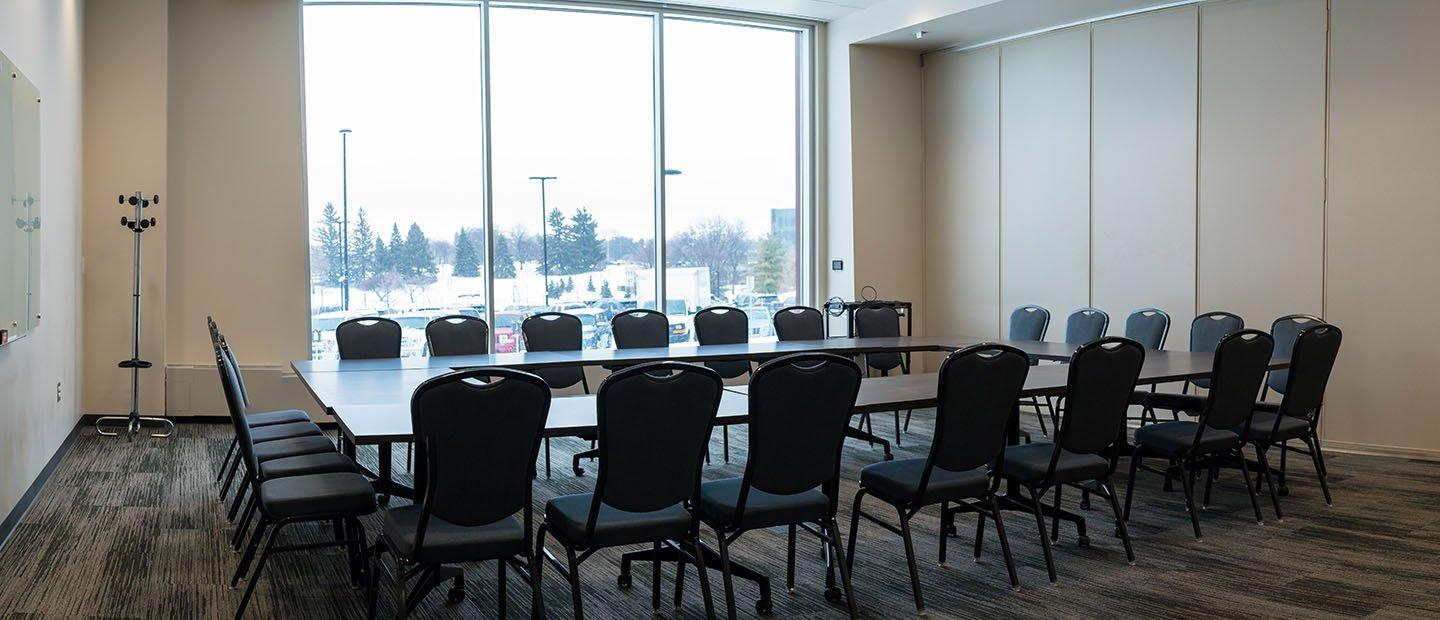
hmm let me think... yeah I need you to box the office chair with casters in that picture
[336,316,402,359]
[425,314,489,356]
[694,306,752,462]
[535,362,722,620]
[371,367,550,618]
[1125,330,1274,539]
[573,308,674,475]
[772,305,825,341]
[847,344,1030,613]
[999,337,1143,583]
[1008,305,1051,438]
[1242,323,1341,519]
[1132,311,1246,425]
[854,303,913,441]
[523,312,594,478]
[216,346,376,618]
[696,353,863,619]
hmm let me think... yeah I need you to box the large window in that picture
[303,2,812,358]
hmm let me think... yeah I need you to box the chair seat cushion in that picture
[245,409,312,428]
[859,458,989,506]
[383,505,526,564]
[1133,421,1239,456]
[1132,391,1205,413]
[251,421,323,443]
[544,493,692,549]
[1000,443,1109,485]
[1242,412,1311,442]
[697,478,829,531]
[259,451,358,480]
[259,472,376,519]
[254,435,337,462]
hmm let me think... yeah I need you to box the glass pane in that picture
[490,7,657,351]
[302,4,485,359]
[663,19,801,342]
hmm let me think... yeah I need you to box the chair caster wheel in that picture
[756,597,773,614]
[617,573,632,589]
[447,587,465,604]
[1278,486,1289,497]
[824,587,843,603]
[1076,535,1091,548]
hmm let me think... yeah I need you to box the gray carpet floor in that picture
[1,411,1438,619]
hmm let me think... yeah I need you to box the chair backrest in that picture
[1275,324,1342,423]
[1187,311,1245,389]
[409,368,551,555]
[425,315,489,357]
[1063,307,1110,346]
[1053,337,1145,456]
[206,315,222,350]
[218,337,250,409]
[586,362,722,538]
[1198,330,1275,432]
[853,303,903,372]
[1267,314,1323,394]
[693,306,751,379]
[521,312,586,389]
[1007,305,1050,341]
[773,306,825,341]
[611,309,670,350]
[922,344,1031,499]
[336,317,402,360]
[215,345,260,476]
[1123,308,1171,350]
[732,353,861,521]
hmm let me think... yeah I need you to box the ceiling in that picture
[668,0,888,22]
[860,0,1189,50]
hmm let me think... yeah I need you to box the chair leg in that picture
[1203,461,1219,508]
[651,541,663,613]
[722,426,730,463]
[231,516,268,587]
[1278,439,1289,492]
[219,451,242,501]
[1027,488,1057,583]
[1098,477,1135,564]
[235,520,288,618]
[689,534,716,619]
[902,409,913,433]
[565,544,585,620]
[532,525,547,620]
[231,494,258,550]
[1050,486,1062,543]
[845,491,864,576]
[228,473,252,521]
[825,519,858,619]
[971,501,985,561]
[986,494,1020,589]
[711,525,737,620]
[1123,454,1141,522]
[544,439,552,479]
[1236,448,1265,524]
[499,555,509,618]
[893,410,901,446]
[786,524,798,593]
[896,509,924,614]
[218,437,238,482]
[1178,460,1203,540]
[1254,444,1283,521]
[1306,435,1333,506]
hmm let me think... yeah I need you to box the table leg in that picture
[843,424,894,461]
[367,442,415,503]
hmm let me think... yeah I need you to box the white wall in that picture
[0,0,83,521]
[919,0,1440,456]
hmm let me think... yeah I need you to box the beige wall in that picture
[918,0,1440,456]
[0,0,83,520]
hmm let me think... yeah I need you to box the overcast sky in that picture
[302,3,799,246]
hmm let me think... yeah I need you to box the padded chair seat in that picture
[1131,391,1205,413]
[544,493,692,548]
[697,478,829,530]
[1190,377,1213,390]
[859,458,989,506]
[254,435,337,462]
[1133,421,1239,456]
[1242,412,1311,442]
[383,505,526,564]
[1000,443,1109,485]
[259,472,376,519]
[259,451,359,480]
[245,409,312,428]
[251,421,324,443]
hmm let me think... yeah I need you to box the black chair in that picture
[697,353,862,618]
[847,344,1029,613]
[216,344,377,617]
[1124,330,1274,539]
[425,314,489,356]
[772,305,825,341]
[522,312,593,478]
[1000,337,1142,582]
[1263,314,1324,401]
[854,303,912,441]
[1044,307,1112,425]
[1008,305,1051,438]
[693,306,752,462]
[336,316,403,359]
[536,362,723,619]
[574,309,674,475]
[1123,308,1170,350]
[1132,311,1246,424]
[372,367,551,618]
[1243,323,1341,519]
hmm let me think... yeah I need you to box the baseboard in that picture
[0,416,84,551]
[1323,439,1440,462]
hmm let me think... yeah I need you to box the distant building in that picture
[770,208,796,247]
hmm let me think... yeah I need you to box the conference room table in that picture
[292,334,1286,605]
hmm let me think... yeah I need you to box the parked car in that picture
[590,298,636,322]
[745,306,775,340]
[493,311,525,352]
[642,299,694,343]
[310,310,362,358]
[387,310,447,356]
[570,307,614,349]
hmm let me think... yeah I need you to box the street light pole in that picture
[339,128,352,311]
[529,175,557,306]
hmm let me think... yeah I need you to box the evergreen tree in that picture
[452,227,481,277]
[493,234,517,278]
[312,202,344,287]
[349,207,375,282]
[403,222,438,281]
[567,208,606,273]
[565,276,575,293]
[586,276,595,293]
[384,223,404,275]
[751,232,787,294]
[545,207,568,275]
[599,280,613,298]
